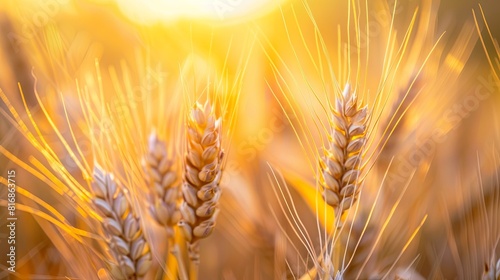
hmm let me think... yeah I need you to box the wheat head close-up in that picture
[1,0,500,279]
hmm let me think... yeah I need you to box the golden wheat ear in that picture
[143,131,181,237]
[179,101,224,263]
[91,164,152,280]
[320,84,369,219]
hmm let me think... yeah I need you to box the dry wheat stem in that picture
[143,132,181,238]
[179,101,224,265]
[91,165,152,280]
[320,83,369,220]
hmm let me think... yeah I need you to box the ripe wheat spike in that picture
[91,165,152,280]
[179,101,224,264]
[143,131,181,237]
[320,84,369,219]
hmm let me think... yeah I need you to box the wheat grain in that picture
[179,101,224,263]
[143,132,181,237]
[483,258,500,280]
[320,84,369,217]
[91,165,152,280]
[371,267,425,280]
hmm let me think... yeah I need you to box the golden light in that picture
[113,0,289,24]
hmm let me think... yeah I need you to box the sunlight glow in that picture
[114,0,288,24]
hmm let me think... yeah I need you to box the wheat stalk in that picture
[143,132,181,237]
[320,83,369,219]
[91,165,152,280]
[179,101,223,265]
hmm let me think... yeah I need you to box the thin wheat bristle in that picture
[343,217,377,279]
[143,132,181,237]
[91,165,152,280]
[320,84,369,217]
[179,101,224,262]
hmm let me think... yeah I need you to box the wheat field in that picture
[0,0,499,279]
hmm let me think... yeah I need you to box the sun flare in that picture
[112,0,288,24]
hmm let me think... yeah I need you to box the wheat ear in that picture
[320,83,369,219]
[179,101,223,264]
[91,165,152,280]
[143,132,181,237]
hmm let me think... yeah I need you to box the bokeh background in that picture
[1,0,500,279]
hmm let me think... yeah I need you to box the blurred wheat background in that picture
[0,0,499,279]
